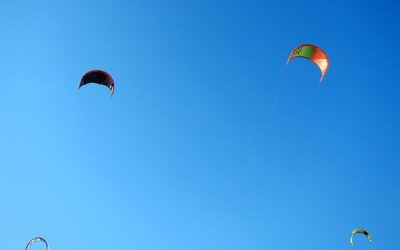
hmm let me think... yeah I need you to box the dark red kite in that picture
[79,70,115,96]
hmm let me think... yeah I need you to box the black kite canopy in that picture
[78,70,115,96]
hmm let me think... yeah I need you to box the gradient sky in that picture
[0,0,399,250]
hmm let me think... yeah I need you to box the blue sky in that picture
[0,0,399,249]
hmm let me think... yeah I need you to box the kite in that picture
[286,44,329,81]
[25,237,49,250]
[79,70,115,96]
[350,228,372,246]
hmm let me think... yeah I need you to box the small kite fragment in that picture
[79,70,115,96]
[25,237,49,250]
[350,228,372,246]
[286,44,329,81]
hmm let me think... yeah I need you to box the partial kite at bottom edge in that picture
[350,228,372,246]
[25,237,49,250]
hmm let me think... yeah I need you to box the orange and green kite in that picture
[286,44,329,81]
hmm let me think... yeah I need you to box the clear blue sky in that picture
[0,0,399,249]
